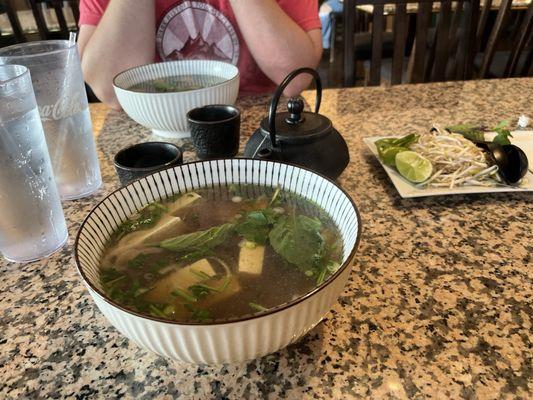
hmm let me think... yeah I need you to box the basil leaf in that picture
[374,133,418,150]
[393,133,419,148]
[160,223,233,252]
[446,124,485,142]
[492,120,512,145]
[180,249,214,265]
[493,134,512,145]
[235,209,278,244]
[269,215,325,271]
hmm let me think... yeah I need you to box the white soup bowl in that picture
[75,159,361,364]
[113,60,239,139]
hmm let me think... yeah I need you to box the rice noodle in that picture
[412,125,501,188]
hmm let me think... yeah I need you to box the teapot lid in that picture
[259,96,332,144]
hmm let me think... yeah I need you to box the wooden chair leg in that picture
[343,0,356,87]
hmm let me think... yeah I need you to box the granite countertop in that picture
[1,78,532,399]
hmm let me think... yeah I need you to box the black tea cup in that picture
[187,105,240,159]
[114,142,183,186]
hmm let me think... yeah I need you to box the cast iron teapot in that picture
[243,68,349,180]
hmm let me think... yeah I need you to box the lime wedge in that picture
[395,151,433,183]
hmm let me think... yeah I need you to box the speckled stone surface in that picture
[1,78,532,399]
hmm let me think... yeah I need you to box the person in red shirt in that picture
[78,0,323,109]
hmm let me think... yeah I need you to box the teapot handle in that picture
[268,68,322,147]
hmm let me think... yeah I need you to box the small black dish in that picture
[187,104,240,160]
[114,142,183,186]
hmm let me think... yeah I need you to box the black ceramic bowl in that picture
[114,142,183,186]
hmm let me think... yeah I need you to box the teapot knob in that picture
[268,68,322,147]
[286,96,305,125]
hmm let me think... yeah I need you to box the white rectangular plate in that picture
[363,131,533,198]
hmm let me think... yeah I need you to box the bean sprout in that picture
[411,125,501,188]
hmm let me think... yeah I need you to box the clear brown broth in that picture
[99,185,343,323]
[129,74,226,93]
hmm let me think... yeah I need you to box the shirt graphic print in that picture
[156,1,240,65]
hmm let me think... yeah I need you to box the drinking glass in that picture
[0,65,68,263]
[0,40,102,200]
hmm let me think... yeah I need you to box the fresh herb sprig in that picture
[492,120,513,145]
[447,121,513,145]
[101,268,156,312]
[269,214,325,273]
[446,124,485,142]
[235,209,279,244]
[160,223,234,252]
[114,202,167,240]
[171,278,229,303]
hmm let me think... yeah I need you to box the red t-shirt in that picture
[79,0,320,94]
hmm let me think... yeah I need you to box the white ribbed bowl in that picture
[75,160,361,364]
[113,60,239,139]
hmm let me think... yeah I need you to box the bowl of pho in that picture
[75,159,361,364]
[113,60,239,139]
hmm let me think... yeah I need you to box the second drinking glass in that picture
[0,65,68,262]
[0,40,102,200]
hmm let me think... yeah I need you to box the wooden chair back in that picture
[479,0,532,77]
[475,0,493,50]
[478,0,512,76]
[343,0,480,86]
[28,0,78,40]
[2,0,26,44]
[506,2,532,76]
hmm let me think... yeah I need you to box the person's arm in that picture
[78,1,156,109]
[229,0,322,96]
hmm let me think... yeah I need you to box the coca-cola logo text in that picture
[38,97,83,121]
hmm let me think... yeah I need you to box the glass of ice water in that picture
[0,40,102,200]
[0,65,68,263]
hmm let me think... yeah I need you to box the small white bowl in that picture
[75,159,361,364]
[113,60,239,139]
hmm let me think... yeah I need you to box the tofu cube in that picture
[145,259,216,303]
[168,192,201,215]
[238,244,265,275]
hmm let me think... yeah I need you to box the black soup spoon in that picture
[475,142,529,184]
